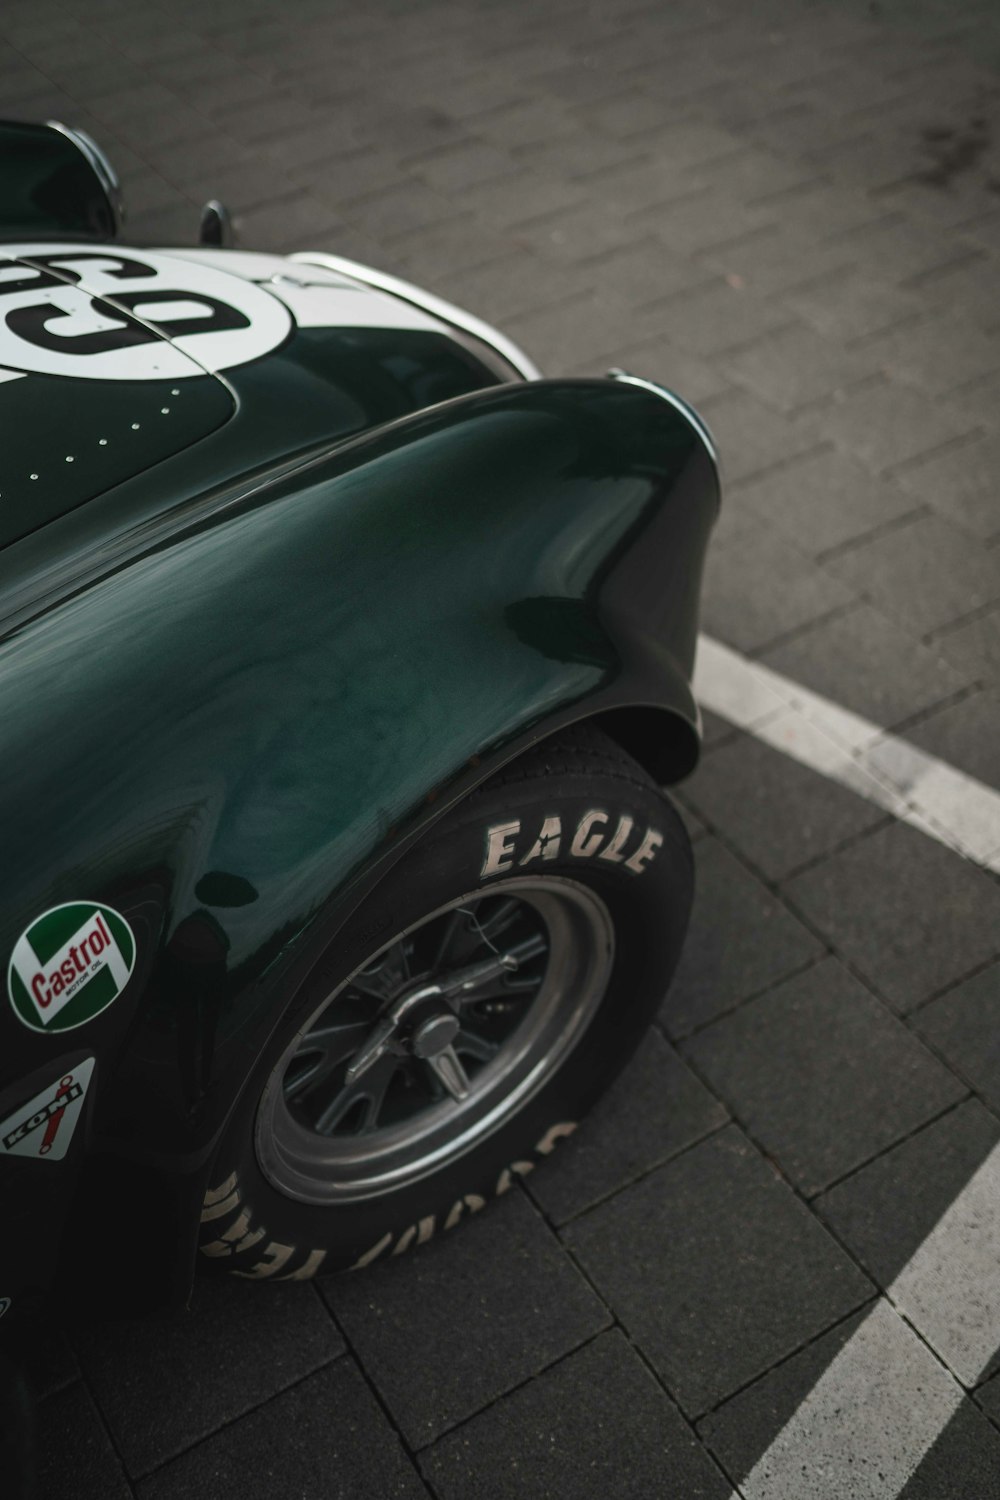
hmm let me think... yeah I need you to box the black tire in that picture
[199,724,692,1279]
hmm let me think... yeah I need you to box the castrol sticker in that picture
[0,1057,95,1162]
[8,903,136,1033]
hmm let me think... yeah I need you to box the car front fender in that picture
[0,377,718,1309]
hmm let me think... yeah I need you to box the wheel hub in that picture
[410,1012,461,1059]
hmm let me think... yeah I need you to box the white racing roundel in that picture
[0,246,292,381]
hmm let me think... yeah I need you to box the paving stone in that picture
[625,119,743,167]
[595,156,715,217]
[601,337,732,402]
[696,387,822,483]
[933,604,1000,685]
[76,1278,344,1477]
[779,268,926,344]
[683,732,888,881]
[915,962,1000,1115]
[213,93,322,143]
[676,796,710,842]
[36,1382,132,1500]
[581,238,717,303]
[639,189,781,257]
[752,181,892,242]
[697,1305,873,1481]
[916,244,1000,320]
[905,686,1000,785]
[977,1372,1000,1427]
[643,279,794,358]
[663,836,824,1037]
[504,292,652,374]
[822,512,1000,635]
[685,957,965,1195]
[512,198,640,259]
[473,98,581,149]
[947,363,1000,435]
[824,215,985,286]
[699,706,741,751]
[412,141,518,194]
[323,1188,609,1448]
[701,522,856,653]
[719,322,879,412]
[731,447,920,557]
[800,379,978,472]
[708,501,759,555]
[895,430,1000,540]
[527,1028,728,1225]
[877,170,1000,231]
[120,199,205,247]
[817,1100,1000,1288]
[392,215,513,283]
[699,224,858,298]
[343,181,463,241]
[808,126,939,195]
[299,145,411,205]
[563,1127,872,1416]
[518,130,644,179]
[231,194,346,254]
[859,311,1000,398]
[898,1399,1000,1499]
[421,1330,731,1500]
[684,146,820,205]
[761,599,973,728]
[783,820,1000,1012]
[530,61,642,109]
[701,1304,1000,1497]
[443,252,593,325]
[436,170,591,243]
[136,1358,426,1500]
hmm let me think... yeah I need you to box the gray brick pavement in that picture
[5,0,1000,1494]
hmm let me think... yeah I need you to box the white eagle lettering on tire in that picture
[481,809,663,879]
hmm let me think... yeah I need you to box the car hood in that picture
[0,244,504,551]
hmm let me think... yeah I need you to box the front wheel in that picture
[200,724,693,1279]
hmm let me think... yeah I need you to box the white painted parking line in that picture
[695,635,1000,873]
[731,1141,1000,1500]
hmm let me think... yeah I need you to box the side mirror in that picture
[0,118,123,239]
[199,198,235,248]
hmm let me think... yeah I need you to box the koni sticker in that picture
[0,1057,95,1162]
[8,903,136,1033]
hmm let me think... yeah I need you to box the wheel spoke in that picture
[313,1054,401,1135]
[451,932,548,1005]
[433,908,473,968]
[350,941,411,1000]
[471,897,524,945]
[283,1020,371,1100]
[454,1028,500,1063]
[425,1045,471,1101]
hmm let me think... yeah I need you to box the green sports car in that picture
[0,119,718,1319]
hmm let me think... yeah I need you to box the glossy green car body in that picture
[0,130,718,1316]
